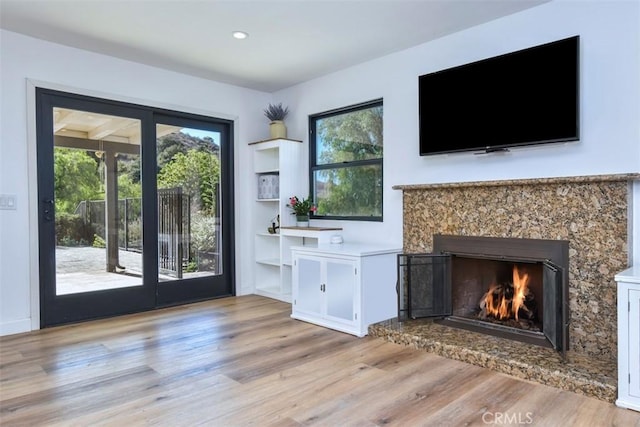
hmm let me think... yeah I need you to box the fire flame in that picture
[483,266,530,320]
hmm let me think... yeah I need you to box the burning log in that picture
[478,266,538,325]
[479,283,536,320]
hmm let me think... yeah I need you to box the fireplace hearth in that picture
[398,235,569,356]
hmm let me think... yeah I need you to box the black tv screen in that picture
[419,36,579,156]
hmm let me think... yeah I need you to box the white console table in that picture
[615,266,640,412]
[291,243,400,337]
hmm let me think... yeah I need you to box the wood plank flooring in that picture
[1,295,639,426]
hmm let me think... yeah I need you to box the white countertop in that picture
[615,266,640,283]
[291,242,402,257]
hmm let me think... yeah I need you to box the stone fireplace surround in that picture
[369,173,639,402]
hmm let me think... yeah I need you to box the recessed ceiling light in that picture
[232,31,248,40]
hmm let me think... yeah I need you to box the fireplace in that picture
[398,235,569,357]
[370,175,634,402]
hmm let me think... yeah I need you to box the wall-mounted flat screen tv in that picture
[419,36,579,156]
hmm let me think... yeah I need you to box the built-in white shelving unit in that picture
[251,138,342,303]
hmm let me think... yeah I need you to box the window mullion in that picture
[311,158,381,172]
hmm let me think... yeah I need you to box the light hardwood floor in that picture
[1,295,639,426]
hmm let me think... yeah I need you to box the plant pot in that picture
[296,215,309,227]
[269,120,287,139]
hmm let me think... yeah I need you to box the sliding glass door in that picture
[154,114,234,304]
[36,89,234,326]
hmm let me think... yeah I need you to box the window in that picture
[310,99,383,221]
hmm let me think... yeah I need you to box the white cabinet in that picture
[292,243,400,337]
[615,267,640,412]
[251,138,342,303]
[295,255,357,329]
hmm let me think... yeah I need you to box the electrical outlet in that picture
[0,194,17,210]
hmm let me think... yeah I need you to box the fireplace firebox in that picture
[397,235,569,357]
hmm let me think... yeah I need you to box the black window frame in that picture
[309,99,383,222]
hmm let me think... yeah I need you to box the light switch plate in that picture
[0,194,17,210]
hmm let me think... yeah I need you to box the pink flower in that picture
[287,195,315,216]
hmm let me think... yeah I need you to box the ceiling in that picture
[0,0,548,93]
[53,107,180,146]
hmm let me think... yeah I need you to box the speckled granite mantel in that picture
[370,173,639,402]
[391,173,640,191]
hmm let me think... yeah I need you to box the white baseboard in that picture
[616,399,640,413]
[0,318,32,336]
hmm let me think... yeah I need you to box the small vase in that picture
[269,120,287,139]
[296,215,309,227]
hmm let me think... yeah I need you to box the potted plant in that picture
[287,195,316,227]
[264,102,289,139]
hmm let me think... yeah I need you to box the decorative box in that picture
[257,173,279,199]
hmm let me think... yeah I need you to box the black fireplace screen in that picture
[397,253,451,321]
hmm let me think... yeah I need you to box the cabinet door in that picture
[325,259,356,324]
[295,256,322,316]
[630,289,640,398]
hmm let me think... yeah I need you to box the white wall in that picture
[634,182,640,266]
[274,0,640,250]
[2,0,639,335]
[0,30,271,335]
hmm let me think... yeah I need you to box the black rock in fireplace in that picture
[397,235,569,358]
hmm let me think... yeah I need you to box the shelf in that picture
[255,168,279,174]
[281,226,343,231]
[256,258,280,267]
[280,226,343,243]
[281,226,342,234]
[256,232,280,238]
[248,137,303,146]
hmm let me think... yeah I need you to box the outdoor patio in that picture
[56,246,143,295]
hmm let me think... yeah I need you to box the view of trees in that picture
[54,149,142,215]
[54,148,103,214]
[54,131,220,266]
[157,150,219,215]
[314,104,383,217]
[157,131,220,215]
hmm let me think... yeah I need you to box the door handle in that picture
[43,199,54,222]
